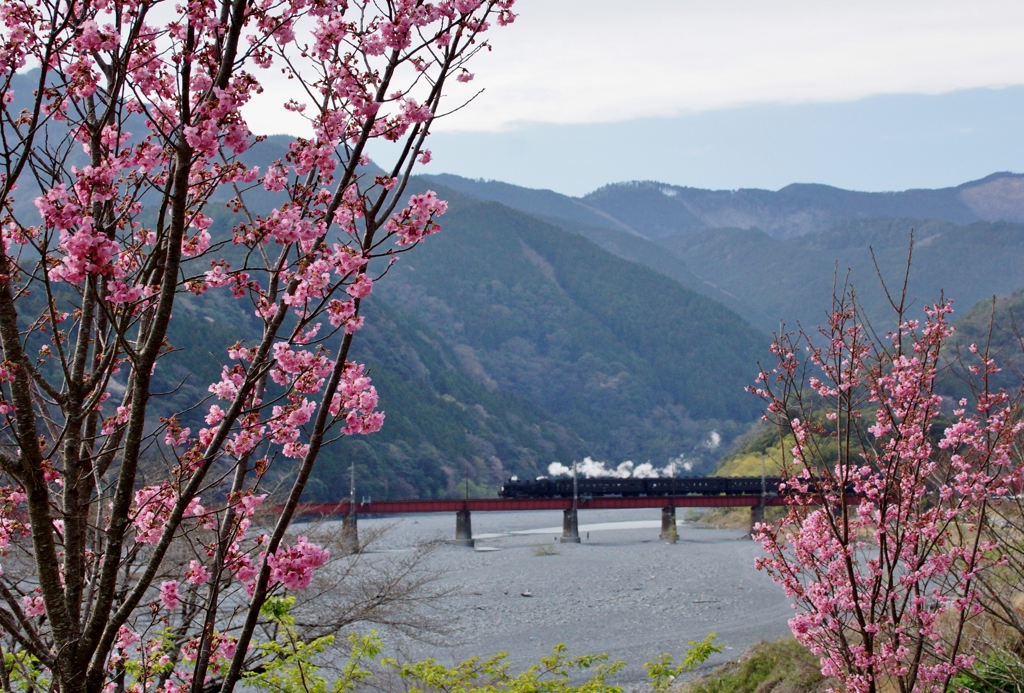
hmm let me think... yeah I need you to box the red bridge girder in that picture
[289,494,788,517]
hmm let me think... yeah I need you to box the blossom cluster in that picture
[752,300,1022,693]
[266,537,330,590]
[0,0,516,691]
[132,485,212,544]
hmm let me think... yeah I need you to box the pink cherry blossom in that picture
[266,537,330,590]
[159,580,181,610]
[184,561,211,586]
[22,593,45,617]
[0,0,517,689]
[752,295,1022,693]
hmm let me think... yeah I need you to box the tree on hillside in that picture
[0,1,514,692]
[752,279,1023,693]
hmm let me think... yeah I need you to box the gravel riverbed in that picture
[336,508,795,684]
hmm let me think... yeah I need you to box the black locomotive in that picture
[498,475,783,499]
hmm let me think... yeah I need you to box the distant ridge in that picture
[423,172,1024,334]
[426,171,1024,240]
[583,172,1024,239]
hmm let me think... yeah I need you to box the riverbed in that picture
[331,508,795,684]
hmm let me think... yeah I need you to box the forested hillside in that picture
[428,172,1024,334]
[657,218,1024,333]
[21,108,1022,499]
[376,200,767,473]
[64,179,770,500]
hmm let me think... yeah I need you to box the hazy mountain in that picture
[657,217,1024,334]
[583,173,1024,240]
[420,172,1024,335]
[428,170,1024,243]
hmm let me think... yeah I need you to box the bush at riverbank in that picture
[679,638,833,693]
[694,507,786,530]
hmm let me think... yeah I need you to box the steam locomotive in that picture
[498,476,783,499]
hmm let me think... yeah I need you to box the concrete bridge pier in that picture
[454,509,475,547]
[748,504,765,540]
[561,507,580,543]
[341,509,359,553]
[660,506,678,542]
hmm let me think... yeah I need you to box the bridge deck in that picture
[294,495,785,516]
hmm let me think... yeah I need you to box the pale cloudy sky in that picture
[433,0,1024,133]
[251,1,1024,196]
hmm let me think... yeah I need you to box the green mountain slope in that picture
[68,278,588,502]
[307,298,589,501]
[378,200,767,469]
[418,173,750,317]
[941,288,1024,402]
[657,218,1024,334]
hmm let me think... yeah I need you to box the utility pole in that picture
[749,455,766,540]
[761,455,766,513]
[342,463,358,553]
[573,462,578,510]
[561,461,581,543]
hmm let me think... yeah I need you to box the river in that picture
[327,507,795,685]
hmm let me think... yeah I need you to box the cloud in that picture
[422,0,1024,133]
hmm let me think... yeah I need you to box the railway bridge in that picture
[293,492,786,550]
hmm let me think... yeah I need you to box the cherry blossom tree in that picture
[752,280,1023,693]
[0,1,515,692]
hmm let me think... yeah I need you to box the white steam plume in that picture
[547,455,692,479]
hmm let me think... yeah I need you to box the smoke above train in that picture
[546,456,694,479]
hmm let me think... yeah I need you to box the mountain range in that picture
[425,172,1024,335]
[11,85,1024,498]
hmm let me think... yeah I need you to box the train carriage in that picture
[499,476,782,499]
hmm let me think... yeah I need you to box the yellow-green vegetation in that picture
[714,424,788,478]
[715,406,880,478]
[700,424,790,530]
[532,543,560,556]
[246,598,723,693]
[646,635,723,692]
[678,638,833,693]
[697,506,785,530]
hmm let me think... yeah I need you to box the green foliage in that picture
[390,644,624,693]
[645,634,723,693]
[246,599,724,693]
[4,649,52,693]
[261,596,298,625]
[247,597,380,693]
[953,650,1024,693]
[679,638,830,693]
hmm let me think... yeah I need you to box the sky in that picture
[259,0,1024,197]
